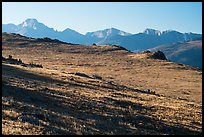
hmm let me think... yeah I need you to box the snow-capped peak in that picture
[143,28,161,36]
[86,28,132,38]
[25,18,38,24]
[21,18,39,30]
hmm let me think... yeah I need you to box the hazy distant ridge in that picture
[2,18,202,52]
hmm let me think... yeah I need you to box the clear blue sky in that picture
[2,2,202,34]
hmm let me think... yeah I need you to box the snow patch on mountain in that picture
[143,28,161,36]
[86,28,132,38]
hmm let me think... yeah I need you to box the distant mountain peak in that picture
[63,28,75,32]
[143,28,161,36]
[62,28,84,37]
[109,27,118,30]
[25,18,38,23]
[20,18,39,30]
[86,28,132,38]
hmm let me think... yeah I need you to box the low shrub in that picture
[29,62,43,68]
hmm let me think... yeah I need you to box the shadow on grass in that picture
[2,64,201,135]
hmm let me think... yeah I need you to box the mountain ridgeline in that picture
[2,18,202,68]
[3,19,202,51]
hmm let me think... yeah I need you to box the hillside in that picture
[148,40,202,69]
[2,33,202,135]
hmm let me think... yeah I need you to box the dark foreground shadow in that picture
[2,64,201,135]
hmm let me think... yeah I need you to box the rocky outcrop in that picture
[148,50,167,60]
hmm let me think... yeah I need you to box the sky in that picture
[2,2,202,35]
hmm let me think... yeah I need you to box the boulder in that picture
[149,50,167,60]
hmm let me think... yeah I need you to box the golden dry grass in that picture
[2,33,202,135]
